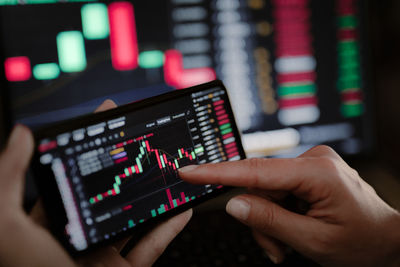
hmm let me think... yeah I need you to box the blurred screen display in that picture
[0,0,372,157]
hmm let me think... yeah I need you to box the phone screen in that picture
[33,81,245,252]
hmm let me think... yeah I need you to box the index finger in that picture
[179,158,332,203]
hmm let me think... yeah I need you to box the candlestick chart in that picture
[82,118,200,216]
[88,132,198,205]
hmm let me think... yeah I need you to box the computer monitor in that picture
[0,0,373,157]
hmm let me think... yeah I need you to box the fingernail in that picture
[226,197,250,221]
[178,165,198,173]
[265,251,279,264]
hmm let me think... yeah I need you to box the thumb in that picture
[0,125,34,204]
[226,194,321,251]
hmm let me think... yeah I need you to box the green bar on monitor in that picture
[278,84,316,97]
[158,205,166,214]
[25,0,57,4]
[160,154,166,168]
[57,31,87,73]
[139,51,164,69]
[219,123,231,131]
[151,210,157,218]
[113,183,120,194]
[194,146,204,154]
[136,158,143,173]
[33,63,60,80]
[338,15,357,28]
[0,0,18,6]
[221,128,232,135]
[341,103,363,118]
[81,3,109,40]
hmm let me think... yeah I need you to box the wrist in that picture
[385,210,400,267]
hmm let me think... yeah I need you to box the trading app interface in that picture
[36,86,243,251]
[1,0,371,156]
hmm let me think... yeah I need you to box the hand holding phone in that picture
[0,102,192,267]
[31,81,246,254]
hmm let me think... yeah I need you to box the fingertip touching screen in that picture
[34,82,245,252]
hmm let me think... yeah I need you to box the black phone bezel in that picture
[31,80,247,256]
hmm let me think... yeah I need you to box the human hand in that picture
[0,100,192,267]
[179,146,400,266]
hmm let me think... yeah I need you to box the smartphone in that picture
[31,80,246,255]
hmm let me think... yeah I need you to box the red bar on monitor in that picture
[227,152,239,158]
[163,49,182,88]
[163,154,168,165]
[145,140,150,152]
[123,205,132,211]
[180,67,216,88]
[4,56,31,82]
[274,8,310,21]
[341,90,362,102]
[213,100,224,106]
[180,192,186,204]
[277,72,316,84]
[38,140,57,153]
[224,142,236,149]
[218,119,230,125]
[279,96,318,108]
[274,22,310,33]
[338,29,357,40]
[164,49,216,89]
[115,157,128,164]
[226,147,238,155]
[155,150,163,169]
[108,2,138,71]
[217,114,228,121]
[222,133,234,139]
[166,189,174,209]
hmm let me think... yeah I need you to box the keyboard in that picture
[154,209,320,266]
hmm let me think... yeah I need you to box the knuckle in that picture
[308,232,336,259]
[365,182,377,194]
[253,202,278,234]
[244,158,266,187]
[315,156,339,174]
[348,166,360,179]
[246,158,265,170]
[313,145,336,155]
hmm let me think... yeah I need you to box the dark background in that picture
[369,1,400,172]
[0,1,400,266]
[2,0,399,171]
